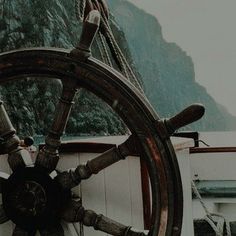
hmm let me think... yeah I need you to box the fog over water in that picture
[128,0,236,116]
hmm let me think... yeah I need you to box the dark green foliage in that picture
[0,0,128,137]
[67,90,127,135]
[0,78,62,136]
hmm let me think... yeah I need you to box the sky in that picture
[128,0,236,116]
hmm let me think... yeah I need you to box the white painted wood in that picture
[190,152,236,181]
[0,135,199,236]
[176,149,194,236]
[0,221,14,236]
[199,132,236,147]
[63,222,81,236]
[104,158,132,227]
[192,198,218,219]
[128,156,144,229]
[193,197,236,220]
[78,152,145,235]
[75,136,127,145]
[57,153,79,171]
[58,152,82,235]
[170,137,194,151]
[218,203,236,222]
[79,153,107,236]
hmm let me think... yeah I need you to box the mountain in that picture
[108,0,236,131]
[0,0,235,138]
[0,0,130,136]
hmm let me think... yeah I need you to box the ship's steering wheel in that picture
[0,10,204,236]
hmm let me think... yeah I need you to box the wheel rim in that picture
[0,48,183,236]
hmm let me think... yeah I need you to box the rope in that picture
[95,37,106,63]
[98,32,113,67]
[75,0,86,21]
[192,180,231,236]
[96,3,144,92]
[74,0,144,93]
[102,19,129,75]
[101,17,144,92]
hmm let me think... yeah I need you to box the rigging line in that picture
[192,180,232,236]
[101,15,136,75]
[97,8,130,77]
[103,30,123,71]
[108,27,143,92]
[79,0,137,86]
[101,18,130,80]
[75,0,144,93]
[99,31,113,67]
[95,36,107,63]
[102,17,144,93]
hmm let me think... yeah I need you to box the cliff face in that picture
[0,0,235,137]
[108,0,236,131]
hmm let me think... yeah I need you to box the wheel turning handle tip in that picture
[165,103,205,135]
[85,9,101,25]
[70,10,101,60]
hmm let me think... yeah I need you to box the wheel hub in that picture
[2,167,70,230]
[13,180,47,217]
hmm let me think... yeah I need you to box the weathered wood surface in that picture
[194,219,236,236]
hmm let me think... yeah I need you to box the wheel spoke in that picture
[39,224,64,236]
[61,200,146,236]
[12,226,36,236]
[55,135,138,189]
[35,80,78,172]
[0,204,8,224]
[8,148,34,171]
[0,101,30,171]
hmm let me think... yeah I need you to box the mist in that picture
[128,0,236,116]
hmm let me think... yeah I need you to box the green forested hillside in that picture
[109,0,236,131]
[0,0,235,138]
[0,0,132,137]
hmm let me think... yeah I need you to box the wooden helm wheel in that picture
[0,10,205,236]
[0,47,185,236]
